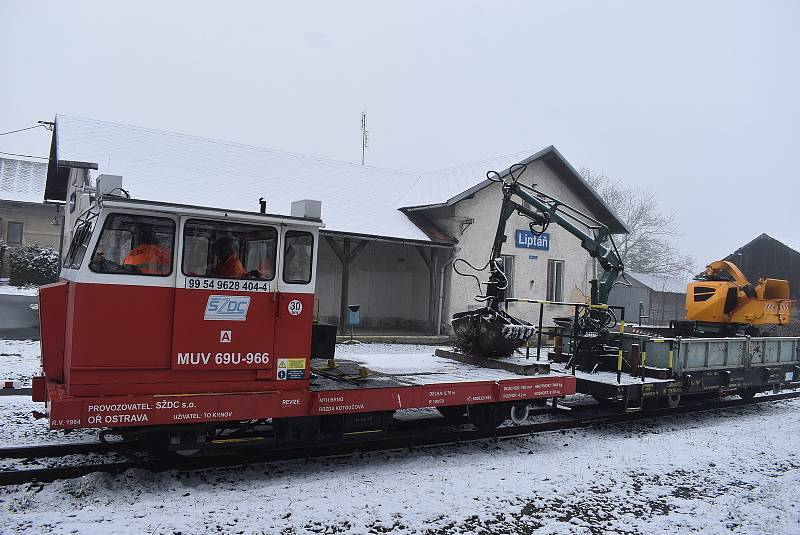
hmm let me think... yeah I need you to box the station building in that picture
[607,271,687,326]
[43,115,627,335]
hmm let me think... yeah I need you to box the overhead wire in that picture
[0,124,47,136]
[0,151,50,160]
[0,124,51,161]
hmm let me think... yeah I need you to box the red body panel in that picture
[67,282,174,372]
[55,281,314,396]
[171,288,275,371]
[273,292,315,385]
[32,376,47,402]
[38,281,68,382]
[46,375,576,429]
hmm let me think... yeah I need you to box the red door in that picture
[271,226,318,386]
[171,217,279,373]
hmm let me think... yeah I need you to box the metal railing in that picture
[503,298,627,382]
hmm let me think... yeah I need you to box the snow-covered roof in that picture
[0,157,48,203]
[627,271,688,294]
[45,115,627,241]
[396,149,540,209]
[397,145,628,234]
[48,115,432,242]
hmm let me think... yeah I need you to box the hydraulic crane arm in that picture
[484,166,625,306]
[451,164,625,358]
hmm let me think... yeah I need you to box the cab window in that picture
[283,231,314,284]
[64,220,95,269]
[182,219,277,280]
[89,214,175,276]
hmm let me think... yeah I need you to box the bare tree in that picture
[580,167,695,277]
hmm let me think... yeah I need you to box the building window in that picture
[7,222,23,245]
[501,254,515,298]
[547,259,564,302]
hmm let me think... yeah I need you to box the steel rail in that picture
[0,441,125,460]
[1,391,798,487]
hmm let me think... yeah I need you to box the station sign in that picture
[515,229,550,250]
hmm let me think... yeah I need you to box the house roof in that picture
[47,115,433,243]
[727,233,800,258]
[626,271,688,294]
[0,157,48,203]
[398,145,628,234]
[395,149,539,208]
[44,115,628,242]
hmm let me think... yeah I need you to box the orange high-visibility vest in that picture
[123,244,172,275]
[211,255,246,278]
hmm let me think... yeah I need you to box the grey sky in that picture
[2,1,798,266]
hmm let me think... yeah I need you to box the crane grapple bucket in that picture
[451,307,535,358]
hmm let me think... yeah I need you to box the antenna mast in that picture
[361,110,369,165]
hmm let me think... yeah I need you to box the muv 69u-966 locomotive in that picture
[32,175,576,453]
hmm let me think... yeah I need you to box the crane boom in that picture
[485,173,624,307]
[451,164,625,358]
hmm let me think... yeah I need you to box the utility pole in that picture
[361,110,369,165]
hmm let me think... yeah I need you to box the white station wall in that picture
[316,237,435,332]
[435,160,601,329]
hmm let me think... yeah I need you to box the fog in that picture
[2,1,798,264]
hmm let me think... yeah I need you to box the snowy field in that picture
[0,280,39,297]
[1,342,799,534]
[0,339,41,386]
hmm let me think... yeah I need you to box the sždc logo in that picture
[204,295,251,321]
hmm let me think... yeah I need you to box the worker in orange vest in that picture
[211,237,247,278]
[123,230,172,275]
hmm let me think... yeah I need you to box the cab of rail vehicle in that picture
[34,181,323,404]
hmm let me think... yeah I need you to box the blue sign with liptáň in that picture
[515,230,550,250]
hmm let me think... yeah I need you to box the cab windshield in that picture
[182,219,277,280]
[89,214,175,276]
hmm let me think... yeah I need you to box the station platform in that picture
[335,334,450,345]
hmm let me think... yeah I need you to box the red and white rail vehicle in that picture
[32,180,575,453]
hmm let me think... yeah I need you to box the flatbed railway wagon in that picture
[32,186,576,453]
[552,328,800,410]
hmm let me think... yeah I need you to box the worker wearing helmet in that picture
[122,229,172,275]
[210,236,247,278]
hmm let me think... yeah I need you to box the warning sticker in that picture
[277,358,306,380]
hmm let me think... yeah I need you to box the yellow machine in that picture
[685,260,792,334]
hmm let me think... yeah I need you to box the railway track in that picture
[1,390,798,486]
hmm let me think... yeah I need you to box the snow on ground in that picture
[0,396,98,448]
[335,343,442,357]
[2,341,799,533]
[0,339,40,385]
[0,280,39,297]
[1,397,799,534]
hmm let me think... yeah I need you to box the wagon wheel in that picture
[138,428,170,456]
[738,387,759,401]
[436,405,468,420]
[468,403,508,431]
[666,394,681,408]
